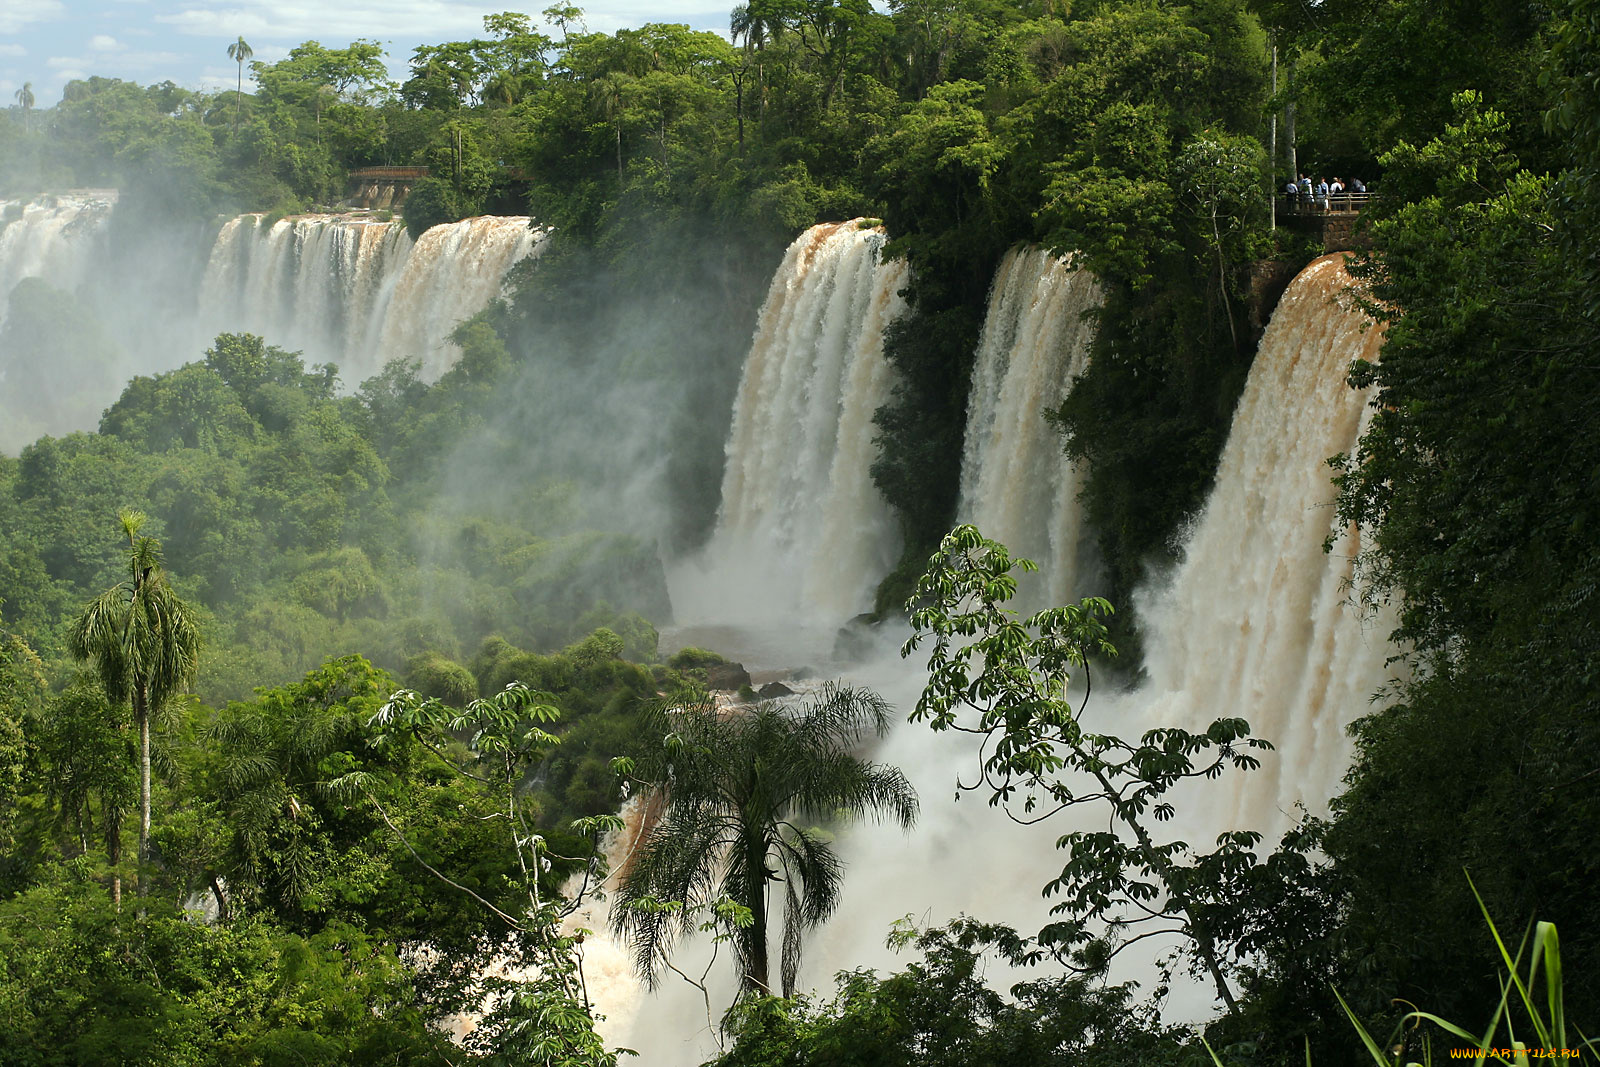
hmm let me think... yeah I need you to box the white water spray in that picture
[800,255,1402,1030]
[958,246,1101,606]
[671,220,908,629]
[198,213,545,383]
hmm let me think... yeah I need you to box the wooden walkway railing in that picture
[348,166,431,180]
[1282,190,1374,215]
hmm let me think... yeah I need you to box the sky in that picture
[0,0,732,103]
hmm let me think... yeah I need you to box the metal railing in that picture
[1282,190,1374,215]
[348,166,431,180]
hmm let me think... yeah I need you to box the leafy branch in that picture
[904,524,1277,1013]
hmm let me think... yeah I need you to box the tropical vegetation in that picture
[612,685,917,1001]
[0,0,1596,1058]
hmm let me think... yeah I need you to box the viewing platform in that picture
[346,166,430,210]
[1280,191,1374,252]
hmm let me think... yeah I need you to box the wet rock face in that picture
[756,681,794,701]
[705,662,752,691]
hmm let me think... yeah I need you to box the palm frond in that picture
[618,679,918,1000]
[612,804,730,989]
[773,824,842,925]
[781,870,804,997]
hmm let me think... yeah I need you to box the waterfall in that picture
[1136,253,1399,833]
[784,254,1402,1048]
[0,192,120,450]
[0,192,115,336]
[670,220,908,630]
[0,202,541,450]
[957,246,1101,606]
[198,213,545,384]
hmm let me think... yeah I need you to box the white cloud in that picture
[154,0,485,42]
[0,44,27,56]
[42,46,175,80]
[0,0,65,34]
[89,34,121,51]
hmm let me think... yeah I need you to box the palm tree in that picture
[13,82,34,133]
[69,511,201,903]
[226,36,253,136]
[587,72,630,185]
[613,685,917,999]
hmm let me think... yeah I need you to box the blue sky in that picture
[1,0,732,104]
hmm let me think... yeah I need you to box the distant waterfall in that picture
[672,221,907,630]
[0,192,115,334]
[198,213,545,383]
[1136,254,1399,829]
[0,193,120,450]
[958,246,1101,606]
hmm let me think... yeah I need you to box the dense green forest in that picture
[1,0,1597,1059]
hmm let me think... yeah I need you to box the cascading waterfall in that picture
[634,251,1402,1063]
[198,213,545,383]
[0,192,121,450]
[792,254,1402,1047]
[0,202,542,450]
[670,220,907,630]
[367,217,545,379]
[1135,253,1399,833]
[0,192,115,335]
[957,246,1101,606]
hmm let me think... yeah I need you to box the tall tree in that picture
[587,72,631,184]
[13,82,34,132]
[226,35,253,136]
[69,510,201,903]
[613,685,917,1000]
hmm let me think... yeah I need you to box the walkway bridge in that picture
[347,167,429,210]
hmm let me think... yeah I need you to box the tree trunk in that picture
[734,76,745,154]
[743,838,771,995]
[1212,206,1239,351]
[209,874,230,922]
[1286,61,1297,182]
[136,683,150,906]
[1270,39,1278,231]
[107,803,122,911]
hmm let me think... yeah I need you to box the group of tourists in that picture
[1283,173,1367,210]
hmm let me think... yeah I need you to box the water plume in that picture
[1134,253,1400,835]
[199,212,545,383]
[957,246,1101,606]
[0,192,115,330]
[670,221,907,629]
[744,254,1401,1057]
